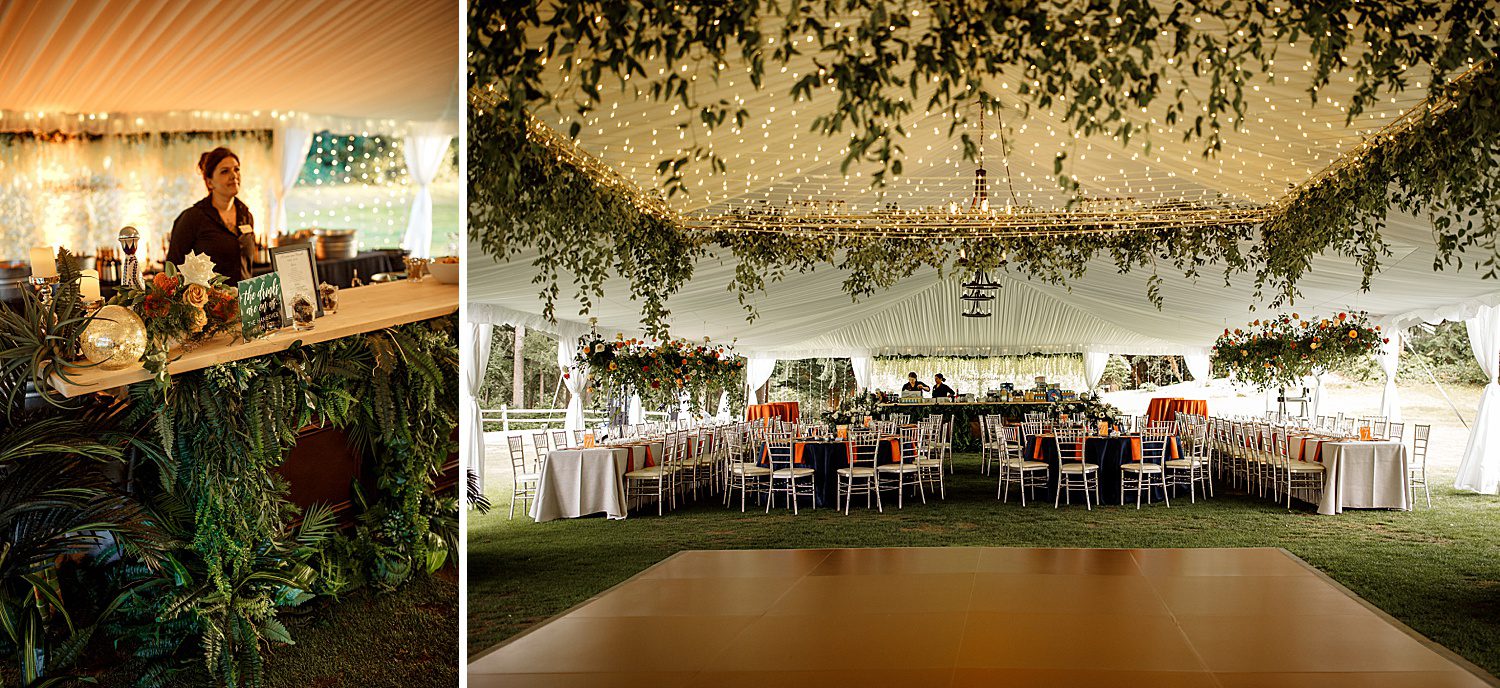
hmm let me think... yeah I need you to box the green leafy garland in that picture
[576,331,745,413]
[1212,310,1384,390]
[469,0,1499,332]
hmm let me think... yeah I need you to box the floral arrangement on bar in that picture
[575,331,745,413]
[1212,310,1385,390]
[109,251,239,385]
[1055,396,1125,426]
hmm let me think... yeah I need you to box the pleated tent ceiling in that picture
[0,0,458,133]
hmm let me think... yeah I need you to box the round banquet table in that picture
[1146,398,1208,422]
[746,402,800,423]
[757,437,900,507]
[1024,434,1179,505]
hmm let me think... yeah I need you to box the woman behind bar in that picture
[166,147,255,283]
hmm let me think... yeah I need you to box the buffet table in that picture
[875,401,1059,452]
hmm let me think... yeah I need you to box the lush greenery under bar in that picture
[1,272,458,687]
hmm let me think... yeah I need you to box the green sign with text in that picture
[238,272,284,340]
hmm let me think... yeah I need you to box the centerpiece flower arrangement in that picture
[1212,310,1384,390]
[575,331,745,414]
[109,251,239,386]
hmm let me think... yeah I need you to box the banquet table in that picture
[1025,434,1177,505]
[529,443,659,522]
[758,437,900,507]
[1146,398,1208,423]
[746,402,800,423]
[1315,441,1410,515]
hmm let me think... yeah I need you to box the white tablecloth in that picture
[1318,441,1410,515]
[530,447,632,522]
[529,443,662,522]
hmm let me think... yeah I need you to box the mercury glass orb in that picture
[80,305,147,370]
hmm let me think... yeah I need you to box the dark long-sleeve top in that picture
[166,195,255,283]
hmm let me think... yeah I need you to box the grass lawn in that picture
[468,452,1500,677]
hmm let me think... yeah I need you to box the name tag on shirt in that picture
[239,224,254,235]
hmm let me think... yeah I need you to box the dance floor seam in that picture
[469,547,1500,688]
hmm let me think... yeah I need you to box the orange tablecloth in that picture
[1147,398,1208,422]
[746,402,800,422]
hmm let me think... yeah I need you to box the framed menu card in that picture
[269,244,324,321]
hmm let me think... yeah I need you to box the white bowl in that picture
[428,259,459,284]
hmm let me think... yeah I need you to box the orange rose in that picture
[1348,330,1358,338]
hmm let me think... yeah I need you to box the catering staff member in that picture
[901,372,930,393]
[931,374,956,399]
[166,147,254,283]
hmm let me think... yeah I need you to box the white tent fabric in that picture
[463,322,493,489]
[1184,353,1212,386]
[264,126,313,243]
[1083,352,1109,393]
[850,356,874,391]
[1456,306,1500,494]
[744,358,778,405]
[1379,330,1403,424]
[627,393,643,425]
[556,338,587,433]
[0,1,458,132]
[401,132,452,258]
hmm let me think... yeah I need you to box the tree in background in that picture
[1401,321,1487,385]
[1099,355,1131,391]
[479,325,562,408]
[768,359,856,413]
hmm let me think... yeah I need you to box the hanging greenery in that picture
[1212,310,1384,390]
[469,0,1499,333]
[575,331,744,414]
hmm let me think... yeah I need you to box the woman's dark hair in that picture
[907,371,918,378]
[935,374,946,381]
[197,147,239,180]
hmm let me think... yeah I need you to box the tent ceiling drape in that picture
[0,0,458,134]
[469,203,1500,357]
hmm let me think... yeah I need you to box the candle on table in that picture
[80,269,100,300]
[29,246,57,278]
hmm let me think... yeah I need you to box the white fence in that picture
[479,405,670,432]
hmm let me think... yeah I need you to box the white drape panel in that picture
[463,322,493,490]
[264,126,312,244]
[1082,351,1109,392]
[716,391,731,420]
[744,357,778,405]
[1378,329,1403,424]
[628,393,643,424]
[1184,353,1211,385]
[400,133,452,258]
[1309,374,1326,419]
[556,338,587,433]
[1457,306,1500,493]
[850,356,874,390]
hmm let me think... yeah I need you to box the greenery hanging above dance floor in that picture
[468,0,1499,335]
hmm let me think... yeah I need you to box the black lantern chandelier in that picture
[959,107,1002,318]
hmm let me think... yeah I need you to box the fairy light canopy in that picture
[472,2,1500,356]
[518,12,1434,221]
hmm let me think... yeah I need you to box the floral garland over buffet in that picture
[1212,311,1385,390]
[575,332,745,414]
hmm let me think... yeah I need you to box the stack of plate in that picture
[315,229,359,260]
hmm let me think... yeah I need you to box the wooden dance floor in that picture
[469,547,1496,687]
